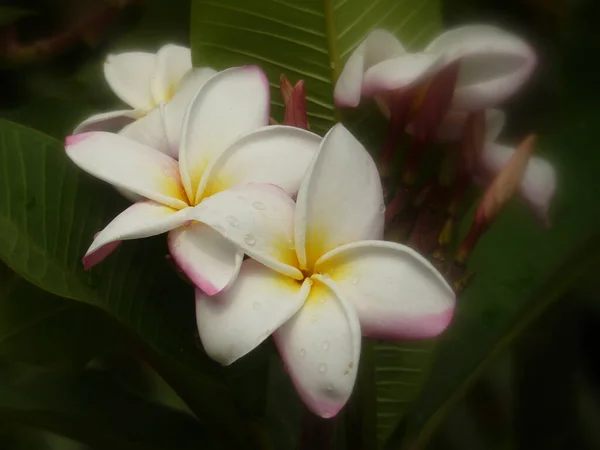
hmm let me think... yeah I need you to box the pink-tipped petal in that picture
[178,66,270,203]
[73,109,140,134]
[84,201,192,264]
[198,125,321,198]
[334,29,406,108]
[316,240,455,339]
[151,44,192,105]
[196,259,310,365]
[295,124,384,271]
[426,25,537,111]
[274,276,361,418]
[82,238,121,270]
[168,222,243,296]
[189,183,301,279]
[104,51,156,110]
[65,131,188,210]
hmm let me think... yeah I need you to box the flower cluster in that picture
[65,23,556,418]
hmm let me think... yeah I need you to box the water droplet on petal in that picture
[351,275,361,285]
[226,216,239,227]
[326,383,334,392]
[321,341,330,351]
[252,201,266,210]
[252,301,261,310]
[380,203,387,214]
[318,363,327,374]
[244,234,256,245]
[299,349,307,358]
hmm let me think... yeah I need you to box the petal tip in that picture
[65,132,93,147]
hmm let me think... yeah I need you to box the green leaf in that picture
[0,364,215,450]
[190,1,443,444]
[0,119,251,448]
[0,263,116,370]
[191,0,441,135]
[0,6,34,26]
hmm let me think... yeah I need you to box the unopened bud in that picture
[280,74,309,130]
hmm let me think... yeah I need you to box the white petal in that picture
[198,125,321,199]
[274,276,361,418]
[295,124,384,271]
[179,66,270,202]
[73,109,139,134]
[104,52,156,110]
[196,259,310,365]
[151,44,192,105]
[65,132,188,210]
[168,222,243,295]
[188,183,302,279]
[410,108,506,143]
[426,25,536,111]
[118,105,172,157]
[334,29,406,107]
[84,201,191,264]
[316,240,455,339]
[163,67,218,153]
[478,142,556,223]
[361,53,442,97]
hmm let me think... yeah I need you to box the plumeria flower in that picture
[430,109,556,224]
[74,44,217,158]
[334,26,536,144]
[65,66,321,294]
[189,124,455,417]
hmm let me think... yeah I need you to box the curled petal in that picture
[118,105,171,157]
[295,124,384,271]
[104,52,156,110]
[199,125,321,198]
[196,259,310,365]
[284,80,310,130]
[73,109,140,134]
[362,53,442,97]
[83,239,121,270]
[179,66,270,203]
[84,201,192,267]
[163,67,217,153]
[274,276,361,418]
[168,223,243,296]
[334,29,406,107]
[189,183,302,279]
[151,44,192,105]
[316,241,455,339]
[65,132,188,210]
[426,25,537,111]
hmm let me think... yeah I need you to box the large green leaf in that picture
[0,263,116,370]
[0,364,214,450]
[190,0,443,444]
[0,119,253,448]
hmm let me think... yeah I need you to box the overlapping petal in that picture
[65,132,188,209]
[295,124,384,271]
[151,44,192,105]
[118,105,171,156]
[196,259,311,364]
[316,241,455,339]
[188,183,301,279]
[198,125,321,198]
[104,52,156,110]
[73,109,140,134]
[168,223,243,296]
[274,276,361,418]
[178,66,270,203]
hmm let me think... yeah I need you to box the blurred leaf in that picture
[0,119,252,448]
[0,6,35,26]
[190,1,443,445]
[0,263,116,370]
[0,364,214,450]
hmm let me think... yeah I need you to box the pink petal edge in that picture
[65,133,94,147]
[82,240,122,271]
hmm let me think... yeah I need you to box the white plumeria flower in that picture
[334,25,536,114]
[65,66,321,294]
[190,124,456,418]
[74,44,217,158]
[429,109,556,223]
